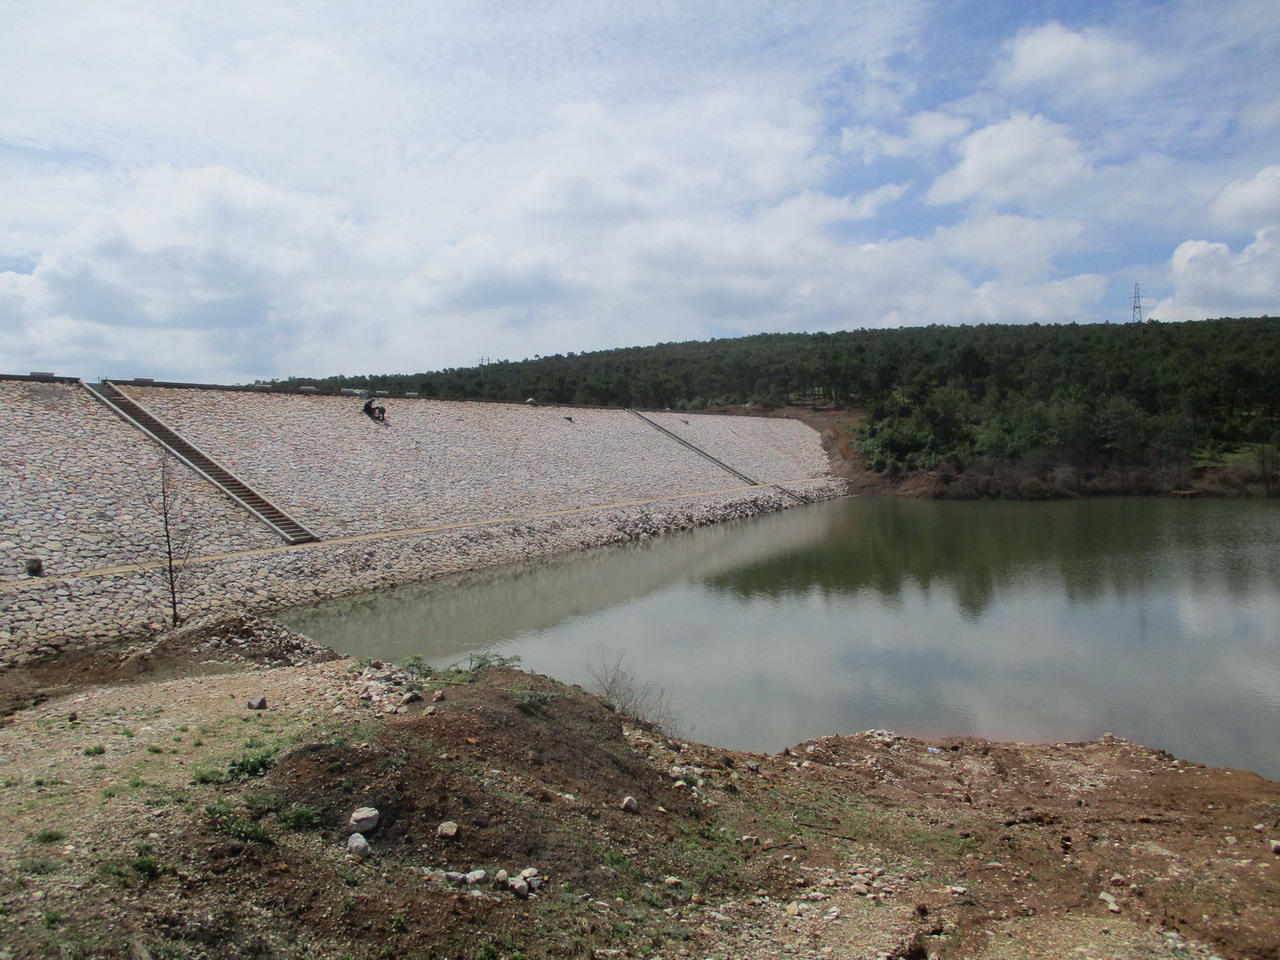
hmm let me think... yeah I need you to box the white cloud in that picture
[1155,229,1280,320]
[0,2,1276,381]
[1210,165,1280,230]
[998,21,1165,104]
[935,215,1087,281]
[840,110,970,162]
[927,114,1088,208]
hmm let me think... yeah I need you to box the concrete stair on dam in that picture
[83,381,320,546]
[626,408,808,503]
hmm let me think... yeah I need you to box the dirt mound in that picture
[0,614,337,721]
[2,655,1277,960]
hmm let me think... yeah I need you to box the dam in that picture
[0,374,842,660]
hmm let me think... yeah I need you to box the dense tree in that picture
[263,317,1279,483]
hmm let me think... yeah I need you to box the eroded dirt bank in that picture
[0,620,1277,960]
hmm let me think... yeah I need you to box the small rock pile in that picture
[347,662,434,714]
[152,614,341,667]
[424,865,547,899]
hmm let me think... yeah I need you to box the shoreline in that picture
[1,479,844,666]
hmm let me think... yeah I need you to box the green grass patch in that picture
[18,857,61,875]
[277,805,325,831]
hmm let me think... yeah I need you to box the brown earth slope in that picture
[0,624,1277,960]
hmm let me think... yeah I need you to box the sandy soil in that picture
[1,617,1276,960]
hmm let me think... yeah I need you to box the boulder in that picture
[348,807,380,833]
[347,833,371,859]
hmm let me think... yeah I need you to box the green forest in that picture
[272,317,1279,491]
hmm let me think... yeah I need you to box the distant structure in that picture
[1131,283,1145,324]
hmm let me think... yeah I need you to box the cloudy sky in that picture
[2,0,1278,383]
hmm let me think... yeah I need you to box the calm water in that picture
[278,498,1280,780]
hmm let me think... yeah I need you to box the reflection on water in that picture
[278,498,1280,780]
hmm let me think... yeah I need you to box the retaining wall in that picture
[1,380,843,661]
[0,380,280,584]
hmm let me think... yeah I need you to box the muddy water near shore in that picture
[279,497,1280,779]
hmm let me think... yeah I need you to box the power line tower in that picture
[1131,283,1145,324]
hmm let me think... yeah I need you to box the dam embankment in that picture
[0,376,842,662]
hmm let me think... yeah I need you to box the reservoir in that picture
[278,497,1280,780]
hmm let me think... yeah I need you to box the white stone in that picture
[348,807,380,833]
[347,833,371,859]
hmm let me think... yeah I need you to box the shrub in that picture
[132,856,162,880]
[277,805,324,831]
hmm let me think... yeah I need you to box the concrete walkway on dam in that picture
[1,376,842,651]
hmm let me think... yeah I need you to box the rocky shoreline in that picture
[1,479,844,666]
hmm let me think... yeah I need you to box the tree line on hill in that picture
[268,317,1279,495]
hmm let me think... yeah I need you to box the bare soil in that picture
[1,618,1277,960]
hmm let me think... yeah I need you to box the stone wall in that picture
[125,387,804,539]
[1,482,842,662]
[1,380,844,662]
[0,380,280,585]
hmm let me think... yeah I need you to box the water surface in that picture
[278,498,1280,779]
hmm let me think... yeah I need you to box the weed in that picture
[221,818,274,845]
[132,856,162,880]
[441,651,521,682]
[379,749,410,773]
[191,745,278,785]
[584,648,687,735]
[148,940,196,960]
[399,654,430,678]
[19,857,61,875]
[120,728,135,738]
[83,744,105,757]
[204,799,234,819]
[97,862,130,884]
[514,688,560,712]
[277,805,324,831]
[244,790,287,817]
[390,913,407,931]
[32,829,66,845]
[43,909,65,930]
[204,799,274,844]
[336,864,361,887]
[225,747,277,781]
[146,744,164,754]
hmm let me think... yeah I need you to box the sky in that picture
[1,0,1278,384]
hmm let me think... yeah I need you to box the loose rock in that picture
[347,833,371,859]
